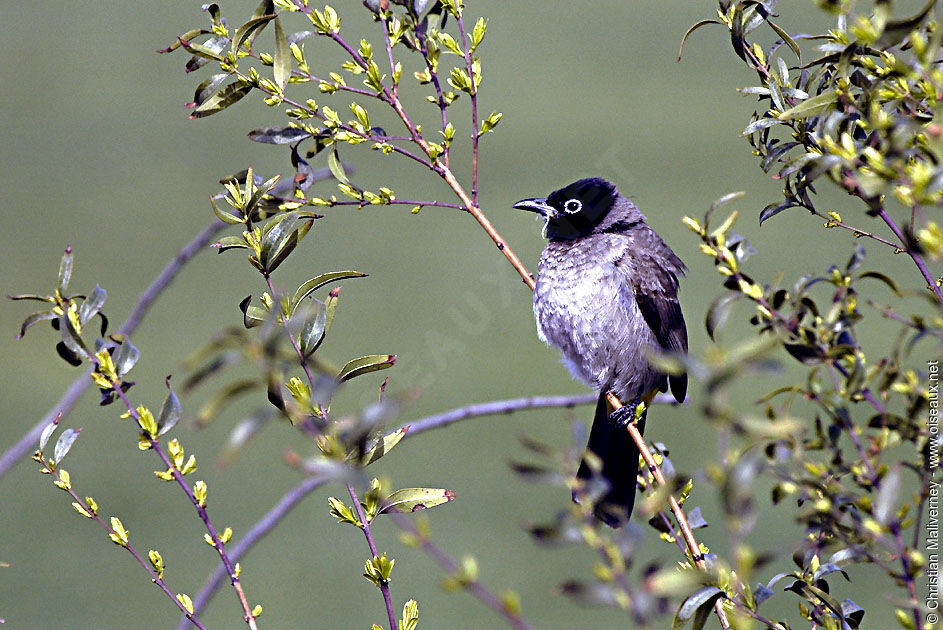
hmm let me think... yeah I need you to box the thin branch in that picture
[349,484,399,630]
[318,199,465,210]
[876,205,943,304]
[401,392,682,439]
[390,511,535,630]
[890,521,926,630]
[808,207,903,249]
[112,385,259,630]
[415,27,451,164]
[180,474,329,629]
[0,219,227,482]
[44,464,208,629]
[605,393,731,630]
[456,13,480,205]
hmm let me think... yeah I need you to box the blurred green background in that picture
[0,2,927,628]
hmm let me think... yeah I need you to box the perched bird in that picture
[514,178,688,527]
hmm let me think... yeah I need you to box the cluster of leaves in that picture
[686,1,943,233]
[159,0,501,214]
[667,2,943,629]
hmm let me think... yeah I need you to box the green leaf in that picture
[874,466,901,524]
[705,292,742,340]
[181,39,226,62]
[741,117,782,136]
[290,271,366,315]
[337,354,396,383]
[190,80,252,119]
[195,378,260,427]
[210,197,244,224]
[878,0,936,46]
[248,125,310,144]
[273,15,291,91]
[259,212,314,273]
[328,149,350,185]
[59,312,90,361]
[675,586,723,624]
[730,4,747,61]
[704,191,745,225]
[379,487,455,514]
[78,285,107,325]
[777,89,838,121]
[677,19,720,61]
[156,28,211,54]
[215,235,250,253]
[768,20,801,61]
[187,73,228,109]
[356,426,409,466]
[239,295,267,329]
[53,428,82,464]
[8,293,54,303]
[39,418,59,451]
[58,247,74,294]
[17,310,56,340]
[231,1,276,54]
[113,338,140,378]
[157,378,182,437]
[298,300,328,357]
[857,271,902,296]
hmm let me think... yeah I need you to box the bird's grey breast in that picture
[533,235,659,398]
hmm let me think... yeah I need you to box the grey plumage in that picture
[514,178,687,526]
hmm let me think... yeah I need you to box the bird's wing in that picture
[616,228,689,401]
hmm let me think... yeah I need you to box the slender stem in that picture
[319,199,465,210]
[180,474,329,629]
[348,484,399,630]
[47,465,208,629]
[264,274,318,392]
[0,219,227,482]
[112,385,258,630]
[378,15,398,96]
[415,27,451,164]
[890,522,925,630]
[605,393,732,630]
[403,393,594,436]
[808,207,902,249]
[823,361,879,482]
[390,512,535,630]
[877,206,943,303]
[438,165,536,289]
[456,14,480,205]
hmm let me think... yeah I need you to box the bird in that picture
[513,177,688,527]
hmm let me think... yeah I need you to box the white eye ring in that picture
[563,199,582,214]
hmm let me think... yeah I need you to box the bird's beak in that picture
[512,197,555,218]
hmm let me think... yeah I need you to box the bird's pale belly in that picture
[534,245,661,401]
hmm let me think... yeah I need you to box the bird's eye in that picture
[563,199,582,214]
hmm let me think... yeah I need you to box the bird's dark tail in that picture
[575,392,646,527]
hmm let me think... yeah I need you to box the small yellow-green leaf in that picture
[337,354,396,383]
[379,487,455,514]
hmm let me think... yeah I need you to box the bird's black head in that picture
[513,177,620,241]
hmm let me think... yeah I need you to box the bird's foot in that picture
[609,392,644,427]
[609,403,637,427]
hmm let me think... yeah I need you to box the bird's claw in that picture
[609,404,637,427]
